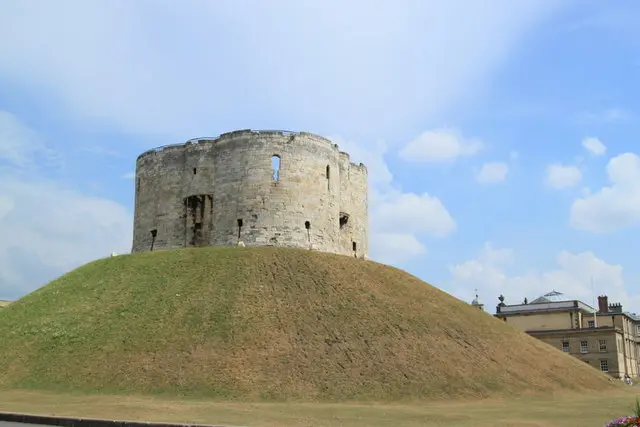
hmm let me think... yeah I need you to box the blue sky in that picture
[1,0,639,313]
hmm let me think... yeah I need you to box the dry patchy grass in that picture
[0,246,623,401]
[0,389,638,427]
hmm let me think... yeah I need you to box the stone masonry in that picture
[131,129,368,258]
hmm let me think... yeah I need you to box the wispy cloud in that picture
[0,0,566,140]
[577,108,633,124]
[0,111,62,171]
[0,113,132,298]
[80,146,123,158]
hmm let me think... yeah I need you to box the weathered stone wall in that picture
[132,130,368,258]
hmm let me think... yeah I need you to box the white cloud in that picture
[330,135,456,265]
[370,233,426,265]
[81,146,123,158]
[546,163,582,188]
[0,0,570,293]
[579,108,632,124]
[0,0,566,139]
[570,152,640,232]
[398,129,483,163]
[448,241,636,312]
[0,111,61,170]
[582,137,606,156]
[476,161,509,184]
[373,191,457,238]
[121,172,135,180]
[0,114,132,300]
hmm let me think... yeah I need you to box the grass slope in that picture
[0,247,620,401]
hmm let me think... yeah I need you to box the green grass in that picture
[0,246,623,401]
[0,389,638,427]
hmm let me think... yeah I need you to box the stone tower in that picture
[131,129,368,258]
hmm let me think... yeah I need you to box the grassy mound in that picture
[0,247,619,401]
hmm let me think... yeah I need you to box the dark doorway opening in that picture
[184,194,213,247]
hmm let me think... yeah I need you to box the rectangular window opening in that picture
[580,340,588,353]
[599,339,607,352]
[600,359,609,372]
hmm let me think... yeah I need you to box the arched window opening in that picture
[305,221,311,245]
[237,218,243,240]
[339,213,349,229]
[352,241,357,257]
[272,155,281,181]
[193,167,197,175]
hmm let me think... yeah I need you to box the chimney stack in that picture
[598,295,609,313]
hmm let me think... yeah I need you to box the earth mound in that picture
[0,247,618,401]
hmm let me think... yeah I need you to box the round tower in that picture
[132,130,368,258]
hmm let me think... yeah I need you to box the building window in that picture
[562,341,569,352]
[600,359,609,372]
[588,320,595,328]
[599,339,607,352]
[580,340,588,353]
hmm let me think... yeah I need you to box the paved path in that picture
[0,423,51,427]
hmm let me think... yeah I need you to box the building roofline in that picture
[526,326,620,336]
[497,299,595,315]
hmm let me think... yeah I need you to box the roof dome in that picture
[530,290,566,304]
[471,289,482,306]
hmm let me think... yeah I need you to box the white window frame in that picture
[580,340,588,353]
[599,339,607,352]
[600,359,609,372]
[562,341,569,352]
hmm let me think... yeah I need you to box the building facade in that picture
[132,129,368,258]
[495,291,640,379]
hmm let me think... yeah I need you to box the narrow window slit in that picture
[150,229,157,252]
[237,218,243,240]
[326,165,330,190]
[305,221,311,246]
[272,155,281,181]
